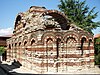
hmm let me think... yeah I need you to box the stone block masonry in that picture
[7,6,94,74]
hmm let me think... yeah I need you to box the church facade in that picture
[7,6,94,73]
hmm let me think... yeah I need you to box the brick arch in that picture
[79,35,88,43]
[14,38,18,43]
[44,36,56,45]
[55,32,63,40]
[18,36,22,43]
[22,36,28,46]
[79,32,90,42]
[63,32,79,43]
[66,37,77,43]
[23,36,28,41]
[8,44,11,49]
[30,39,35,46]
[29,33,37,45]
[88,39,93,49]
[66,37,77,51]
[29,33,37,40]
[89,38,93,43]
[24,41,28,46]
[41,32,56,44]
[18,42,21,46]
[14,13,24,29]
[14,43,17,47]
[45,37,54,72]
[29,38,36,46]
[41,10,70,30]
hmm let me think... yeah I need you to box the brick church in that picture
[7,6,94,73]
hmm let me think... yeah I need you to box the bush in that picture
[94,38,100,65]
[0,46,5,55]
[95,54,100,65]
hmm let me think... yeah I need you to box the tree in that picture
[94,38,100,54]
[0,46,5,55]
[0,46,5,61]
[58,0,100,34]
[94,38,100,65]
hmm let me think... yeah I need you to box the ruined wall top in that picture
[13,6,88,36]
[29,6,46,12]
[14,6,71,31]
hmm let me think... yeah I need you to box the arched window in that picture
[19,42,21,46]
[46,38,53,72]
[12,44,13,47]
[14,43,17,58]
[66,37,77,51]
[23,23,26,28]
[18,42,21,59]
[31,39,35,45]
[19,42,21,49]
[24,41,27,46]
[56,38,61,58]
[18,36,22,41]
[15,15,21,25]
[66,37,77,71]
[23,41,27,58]
[46,38,53,56]
[15,43,17,47]
[88,39,92,55]
[46,38,53,52]
[8,44,11,58]
[8,44,11,49]
[43,12,70,30]
[81,37,86,56]
[88,39,92,50]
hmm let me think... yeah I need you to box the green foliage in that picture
[0,46,5,55]
[95,38,100,43]
[95,54,100,65]
[94,38,100,54]
[58,0,100,34]
[94,38,100,65]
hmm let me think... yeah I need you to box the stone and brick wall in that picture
[7,6,94,73]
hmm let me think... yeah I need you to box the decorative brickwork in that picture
[7,6,94,73]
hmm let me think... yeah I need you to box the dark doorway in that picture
[2,51,7,61]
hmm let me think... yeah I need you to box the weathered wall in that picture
[6,6,94,73]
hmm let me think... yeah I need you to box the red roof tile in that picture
[94,34,100,38]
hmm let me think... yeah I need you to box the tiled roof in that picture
[94,34,100,38]
[0,34,12,38]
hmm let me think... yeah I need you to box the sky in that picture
[0,0,100,36]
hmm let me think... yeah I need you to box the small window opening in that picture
[24,41,27,46]
[23,23,26,28]
[31,40,35,45]
[81,37,86,56]
[15,15,21,25]
[57,38,61,58]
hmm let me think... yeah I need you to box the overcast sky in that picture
[0,0,100,36]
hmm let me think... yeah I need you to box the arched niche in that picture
[66,37,77,51]
[56,38,61,58]
[24,41,27,46]
[42,10,70,30]
[31,39,35,46]
[19,42,21,47]
[46,38,53,52]
[8,44,11,49]
[46,38,54,72]
[88,39,92,50]
[81,37,86,56]
[14,15,22,29]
